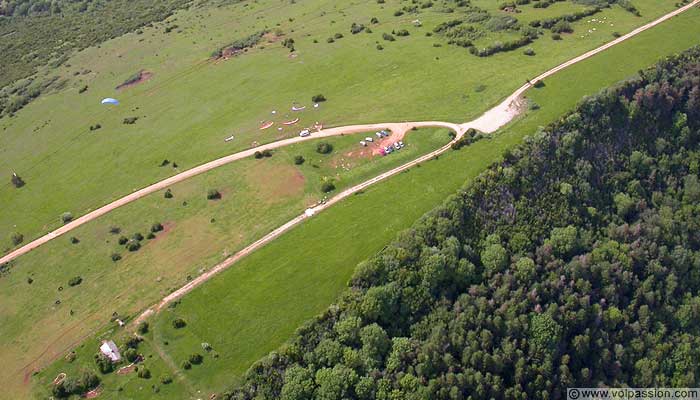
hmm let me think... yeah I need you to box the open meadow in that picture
[0,0,682,253]
[1,125,451,397]
[27,4,700,399]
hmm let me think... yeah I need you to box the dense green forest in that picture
[0,0,192,117]
[225,47,700,399]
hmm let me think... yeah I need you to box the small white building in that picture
[100,340,121,362]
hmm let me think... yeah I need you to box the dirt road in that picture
[4,0,699,291]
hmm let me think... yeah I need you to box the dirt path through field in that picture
[132,0,700,320]
[4,0,699,306]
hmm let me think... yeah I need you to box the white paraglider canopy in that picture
[101,98,120,105]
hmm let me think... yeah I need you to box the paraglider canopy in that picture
[101,98,120,105]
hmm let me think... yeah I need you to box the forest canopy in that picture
[225,46,700,399]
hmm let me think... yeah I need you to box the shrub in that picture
[160,159,170,167]
[370,17,379,24]
[612,31,621,38]
[94,353,114,374]
[262,149,273,158]
[147,232,156,239]
[111,253,122,262]
[551,20,572,34]
[11,173,25,188]
[254,151,264,159]
[61,212,73,224]
[124,335,142,349]
[89,124,102,131]
[523,47,535,56]
[70,236,80,244]
[551,33,562,40]
[126,239,141,252]
[10,232,23,246]
[123,116,138,125]
[53,370,100,397]
[393,10,404,16]
[395,29,410,37]
[350,23,365,34]
[312,94,327,102]
[79,85,88,94]
[124,348,138,362]
[334,32,343,39]
[68,276,82,286]
[109,226,121,234]
[382,33,395,41]
[207,189,221,200]
[118,236,128,245]
[316,142,333,154]
[294,155,305,165]
[181,360,191,370]
[189,353,203,364]
[137,321,149,334]
[321,181,336,193]
[164,189,173,198]
[326,37,335,43]
[132,232,144,241]
[376,44,384,50]
[160,375,173,384]
[151,223,164,233]
[172,318,187,329]
[138,367,151,379]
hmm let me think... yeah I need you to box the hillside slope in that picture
[226,46,700,399]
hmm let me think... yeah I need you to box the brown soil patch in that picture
[117,364,136,375]
[372,129,407,156]
[116,71,153,90]
[85,386,102,398]
[150,221,175,244]
[263,32,283,43]
[329,148,373,170]
[245,162,305,204]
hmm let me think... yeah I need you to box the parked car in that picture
[360,141,367,146]
[299,129,311,137]
[398,141,404,148]
[393,142,401,150]
[365,137,374,142]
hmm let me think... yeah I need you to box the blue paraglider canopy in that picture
[101,98,120,105]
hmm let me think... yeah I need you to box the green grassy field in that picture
[0,126,450,397]
[29,7,700,399]
[0,0,680,253]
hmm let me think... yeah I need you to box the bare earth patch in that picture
[116,71,153,90]
[245,162,305,204]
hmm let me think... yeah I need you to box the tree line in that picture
[222,46,700,399]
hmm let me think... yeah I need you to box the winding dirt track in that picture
[133,0,700,321]
[3,1,699,314]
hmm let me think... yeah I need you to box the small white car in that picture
[398,141,404,148]
[365,137,374,142]
[299,129,311,137]
[360,141,367,146]
[375,132,383,138]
